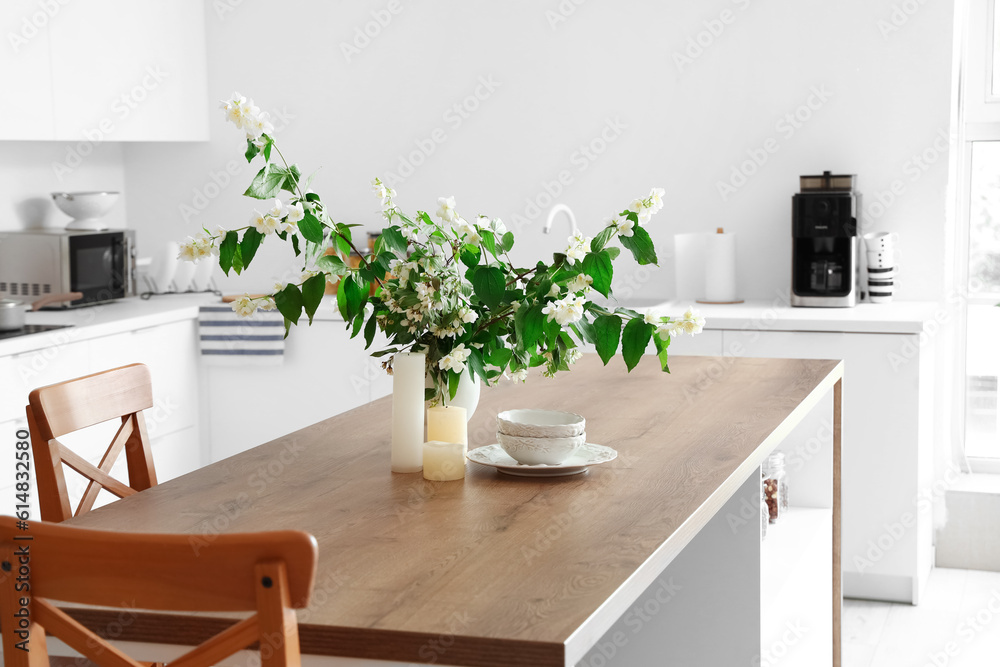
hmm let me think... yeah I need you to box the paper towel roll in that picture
[704,231,738,303]
[674,233,710,301]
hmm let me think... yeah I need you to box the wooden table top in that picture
[66,354,843,667]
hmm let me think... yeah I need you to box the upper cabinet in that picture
[0,0,209,142]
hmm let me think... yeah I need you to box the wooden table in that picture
[64,355,843,667]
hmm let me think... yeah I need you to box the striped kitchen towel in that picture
[198,305,285,366]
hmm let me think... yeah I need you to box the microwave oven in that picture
[0,229,136,307]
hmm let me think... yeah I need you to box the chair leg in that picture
[254,562,301,667]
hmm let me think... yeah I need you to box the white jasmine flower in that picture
[231,293,257,318]
[219,92,251,129]
[606,215,634,237]
[648,187,665,213]
[459,307,478,324]
[541,295,586,326]
[567,273,593,293]
[644,312,660,325]
[265,198,288,220]
[490,217,508,235]
[439,344,471,373]
[548,283,561,298]
[273,281,286,292]
[286,202,304,223]
[566,348,583,364]
[244,109,273,141]
[454,218,482,245]
[177,235,213,262]
[258,297,276,311]
[565,232,592,261]
[250,209,280,235]
[680,307,706,335]
[436,196,459,223]
[511,368,529,383]
[475,215,491,229]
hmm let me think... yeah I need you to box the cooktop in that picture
[0,324,73,341]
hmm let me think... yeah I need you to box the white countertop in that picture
[630,299,942,335]
[0,293,941,358]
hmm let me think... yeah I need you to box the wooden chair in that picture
[27,364,158,522]
[0,516,318,667]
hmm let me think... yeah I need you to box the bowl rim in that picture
[51,191,120,198]
[497,408,585,427]
[496,431,586,449]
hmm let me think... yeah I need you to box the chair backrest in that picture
[0,516,318,667]
[27,363,158,522]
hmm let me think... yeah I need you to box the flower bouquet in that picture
[179,93,704,403]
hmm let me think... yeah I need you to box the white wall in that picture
[0,142,128,231]
[100,1,958,302]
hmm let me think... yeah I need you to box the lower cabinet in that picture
[0,319,201,520]
[202,321,392,463]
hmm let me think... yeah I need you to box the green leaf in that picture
[218,230,239,276]
[298,211,326,244]
[487,346,513,369]
[291,233,301,256]
[605,246,621,260]
[316,254,347,275]
[593,315,623,366]
[481,230,497,258]
[448,370,461,401]
[244,139,259,162]
[518,304,545,351]
[336,274,364,322]
[590,226,615,253]
[582,251,614,297]
[240,228,263,269]
[460,245,481,269]
[380,226,408,255]
[472,266,506,310]
[364,310,378,349]
[619,226,659,266]
[351,311,366,337]
[621,318,654,372]
[575,316,596,344]
[274,284,304,326]
[501,231,515,253]
[301,273,326,324]
[243,164,286,200]
[533,277,553,300]
[263,138,272,161]
[468,347,487,383]
[653,332,671,373]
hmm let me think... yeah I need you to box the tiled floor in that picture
[844,568,1000,666]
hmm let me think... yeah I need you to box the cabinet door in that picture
[721,329,923,592]
[206,322,378,462]
[0,1,56,139]
[48,0,208,141]
[667,329,723,356]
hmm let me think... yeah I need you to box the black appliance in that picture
[791,172,859,308]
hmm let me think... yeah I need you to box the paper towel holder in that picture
[695,227,744,305]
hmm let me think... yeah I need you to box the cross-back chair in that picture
[27,363,158,522]
[0,516,318,667]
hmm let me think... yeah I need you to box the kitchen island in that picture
[56,354,842,666]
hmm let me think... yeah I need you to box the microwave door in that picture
[68,232,126,304]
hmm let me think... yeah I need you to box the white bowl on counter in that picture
[497,409,586,439]
[497,431,586,466]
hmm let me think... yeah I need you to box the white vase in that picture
[426,372,481,421]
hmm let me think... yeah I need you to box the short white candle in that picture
[427,405,468,455]
[391,352,425,473]
[423,441,466,481]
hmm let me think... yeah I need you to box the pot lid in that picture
[0,299,23,309]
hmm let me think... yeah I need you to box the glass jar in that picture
[762,452,788,525]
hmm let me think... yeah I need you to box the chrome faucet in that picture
[543,204,580,237]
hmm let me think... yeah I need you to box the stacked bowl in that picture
[496,409,586,465]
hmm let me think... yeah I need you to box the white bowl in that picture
[497,431,586,465]
[497,409,585,438]
[51,191,120,230]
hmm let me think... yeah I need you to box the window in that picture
[961,0,1000,468]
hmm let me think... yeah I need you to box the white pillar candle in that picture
[427,405,468,455]
[422,441,466,481]
[391,352,425,473]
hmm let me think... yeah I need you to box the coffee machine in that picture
[790,171,859,307]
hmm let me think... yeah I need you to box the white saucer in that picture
[468,443,618,477]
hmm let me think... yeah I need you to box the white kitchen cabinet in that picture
[205,321,391,462]
[665,329,723,356]
[722,328,935,604]
[0,0,208,141]
[0,1,57,139]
